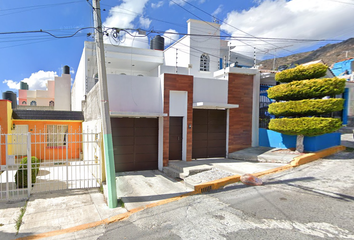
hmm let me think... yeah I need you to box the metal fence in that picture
[0,127,101,201]
[259,84,275,129]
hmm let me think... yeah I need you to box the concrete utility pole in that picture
[92,0,117,208]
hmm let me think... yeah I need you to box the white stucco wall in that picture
[107,74,162,113]
[188,19,221,78]
[54,73,71,111]
[193,77,228,103]
[71,49,86,111]
[164,36,190,69]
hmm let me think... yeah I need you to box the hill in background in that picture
[259,38,354,70]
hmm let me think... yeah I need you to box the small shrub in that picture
[268,98,345,116]
[14,156,40,188]
[275,63,328,83]
[267,77,346,101]
[269,117,342,136]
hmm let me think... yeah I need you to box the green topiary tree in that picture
[267,63,345,152]
[15,156,40,188]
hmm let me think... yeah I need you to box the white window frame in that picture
[200,53,210,71]
[47,125,68,147]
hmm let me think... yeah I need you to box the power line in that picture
[0,27,95,38]
[176,0,296,55]
[148,30,344,43]
[0,1,83,17]
[100,4,186,29]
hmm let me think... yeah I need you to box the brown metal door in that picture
[169,117,182,160]
[192,109,226,159]
[111,118,158,172]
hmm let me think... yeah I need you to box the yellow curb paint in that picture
[194,175,241,193]
[290,145,346,167]
[15,191,198,240]
[193,145,346,193]
[16,145,345,240]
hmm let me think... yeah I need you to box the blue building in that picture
[331,58,354,125]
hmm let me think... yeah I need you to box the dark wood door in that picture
[192,109,226,159]
[111,118,158,172]
[169,117,183,160]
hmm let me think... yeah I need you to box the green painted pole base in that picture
[103,134,118,208]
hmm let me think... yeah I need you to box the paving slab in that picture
[114,170,193,211]
[168,159,287,187]
[228,146,300,163]
[341,133,354,148]
[18,188,127,237]
[0,199,26,240]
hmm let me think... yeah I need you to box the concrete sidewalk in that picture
[0,188,127,240]
[0,134,351,239]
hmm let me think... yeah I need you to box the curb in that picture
[290,145,345,167]
[194,145,346,193]
[16,145,345,240]
[16,191,198,240]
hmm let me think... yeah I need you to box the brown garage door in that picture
[192,109,226,159]
[111,118,158,172]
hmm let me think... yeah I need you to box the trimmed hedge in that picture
[268,117,342,136]
[267,77,346,101]
[275,63,328,83]
[14,156,40,188]
[268,98,345,116]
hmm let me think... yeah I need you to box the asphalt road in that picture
[99,150,354,240]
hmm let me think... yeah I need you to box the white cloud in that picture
[3,71,57,90]
[3,80,20,90]
[169,0,188,6]
[221,0,354,59]
[162,29,180,46]
[107,31,149,48]
[139,16,152,29]
[151,1,164,8]
[103,0,150,47]
[103,0,149,29]
[212,5,223,16]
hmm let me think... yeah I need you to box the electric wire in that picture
[176,0,295,55]
[0,1,82,17]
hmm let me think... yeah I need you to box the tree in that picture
[267,63,346,152]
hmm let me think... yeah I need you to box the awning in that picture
[110,111,167,118]
[193,102,239,109]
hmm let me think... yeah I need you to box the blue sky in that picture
[1,0,354,95]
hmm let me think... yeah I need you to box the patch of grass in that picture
[118,199,125,208]
[15,200,28,235]
[54,162,65,165]
[345,147,354,152]
[99,183,103,194]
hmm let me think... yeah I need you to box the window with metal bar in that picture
[47,125,68,147]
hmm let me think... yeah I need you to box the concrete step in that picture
[164,161,214,181]
[162,166,183,179]
[338,126,354,134]
[168,161,185,172]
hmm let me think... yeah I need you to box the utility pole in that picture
[343,50,351,58]
[92,0,117,208]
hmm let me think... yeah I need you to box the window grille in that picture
[200,53,210,71]
[47,125,68,147]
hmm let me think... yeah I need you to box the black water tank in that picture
[2,91,17,109]
[20,81,29,90]
[150,35,164,51]
[63,65,70,74]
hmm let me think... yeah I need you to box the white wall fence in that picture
[0,129,101,201]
